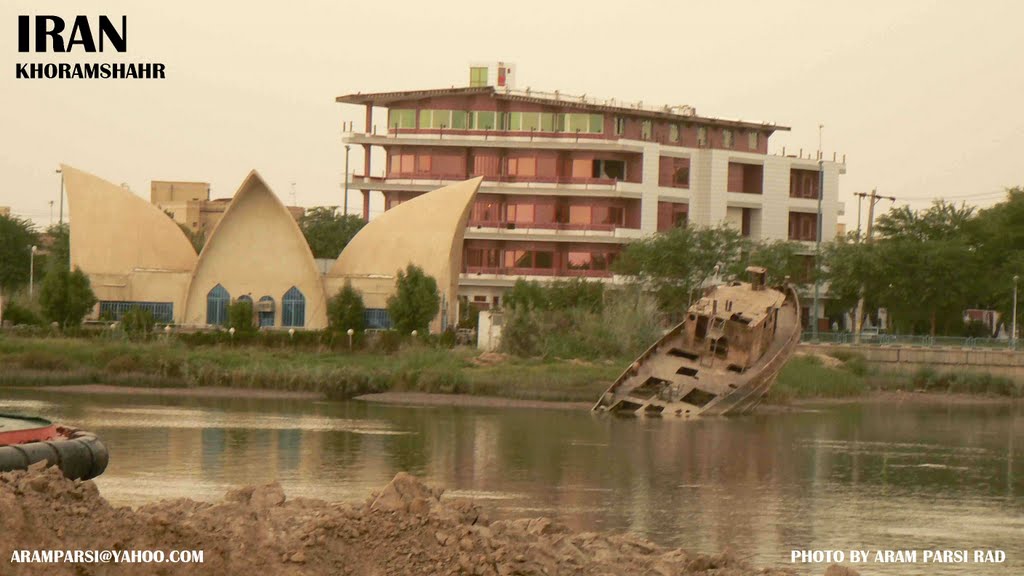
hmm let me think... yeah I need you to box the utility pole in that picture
[855,194,863,242]
[344,145,351,216]
[812,123,824,340]
[56,168,64,226]
[852,189,896,342]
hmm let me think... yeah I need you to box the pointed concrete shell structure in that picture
[182,171,328,329]
[327,177,482,332]
[63,165,197,315]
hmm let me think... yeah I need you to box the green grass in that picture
[0,335,622,403]
[767,351,1023,402]
[4,335,1018,405]
[768,355,868,402]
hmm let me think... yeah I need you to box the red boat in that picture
[0,414,108,480]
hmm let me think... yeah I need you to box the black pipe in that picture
[0,429,109,480]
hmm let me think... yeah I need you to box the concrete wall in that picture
[800,343,1024,381]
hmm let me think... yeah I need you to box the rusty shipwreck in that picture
[593,267,800,417]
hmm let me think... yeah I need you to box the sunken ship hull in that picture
[593,272,801,418]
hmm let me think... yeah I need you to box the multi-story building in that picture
[337,64,844,328]
[152,180,303,237]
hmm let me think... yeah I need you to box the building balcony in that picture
[464,225,640,243]
[459,269,616,288]
[463,265,613,278]
[348,174,643,199]
[344,131,645,153]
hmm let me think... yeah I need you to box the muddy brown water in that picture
[2,387,1022,575]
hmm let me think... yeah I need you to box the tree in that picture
[177,223,206,254]
[300,207,366,259]
[0,214,38,295]
[504,278,604,313]
[387,264,439,333]
[328,281,366,332]
[613,224,746,313]
[727,239,811,285]
[39,266,97,328]
[504,279,548,311]
[823,200,985,335]
[44,223,69,270]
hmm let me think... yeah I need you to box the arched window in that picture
[237,295,252,303]
[258,296,275,328]
[206,284,230,326]
[281,287,305,327]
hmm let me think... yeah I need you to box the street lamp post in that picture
[1013,275,1019,350]
[29,246,37,297]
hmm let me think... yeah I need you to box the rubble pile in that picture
[0,464,851,576]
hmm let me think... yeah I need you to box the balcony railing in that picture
[466,220,619,233]
[463,266,611,278]
[365,172,629,188]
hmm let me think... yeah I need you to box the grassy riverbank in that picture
[2,336,1021,404]
[0,336,620,402]
[768,351,1024,402]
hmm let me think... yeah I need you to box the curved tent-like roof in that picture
[329,177,482,309]
[62,165,198,274]
[182,170,328,328]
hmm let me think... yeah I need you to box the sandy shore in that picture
[787,390,1024,407]
[35,384,324,400]
[356,391,592,411]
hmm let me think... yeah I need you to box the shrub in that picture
[827,350,870,376]
[2,299,42,326]
[39,266,96,328]
[438,328,457,349]
[328,281,366,333]
[16,350,70,371]
[105,354,143,374]
[121,307,155,339]
[387,264,439,334]
[500,307,542,357]
[546,278,605,312]
[504,279,547,311]
[370,330,405,354]
[227,300,257,335]
[500,287,659,360]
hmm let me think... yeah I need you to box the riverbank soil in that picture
[0,464,825,576]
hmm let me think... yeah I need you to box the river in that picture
[2,387,1022,575]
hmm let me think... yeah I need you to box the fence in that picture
[801,332,1023,351]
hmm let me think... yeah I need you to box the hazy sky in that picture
[2,0,1022,229]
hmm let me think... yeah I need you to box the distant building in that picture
[63,165,478,332]
[337,64,845,327]
[151,180,303,237]
[0,206,10,217]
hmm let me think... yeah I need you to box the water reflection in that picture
[1,388,1021,575]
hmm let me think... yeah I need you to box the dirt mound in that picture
[794,351,845,369]
[470,352,509,366]
[1,463,816,575]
